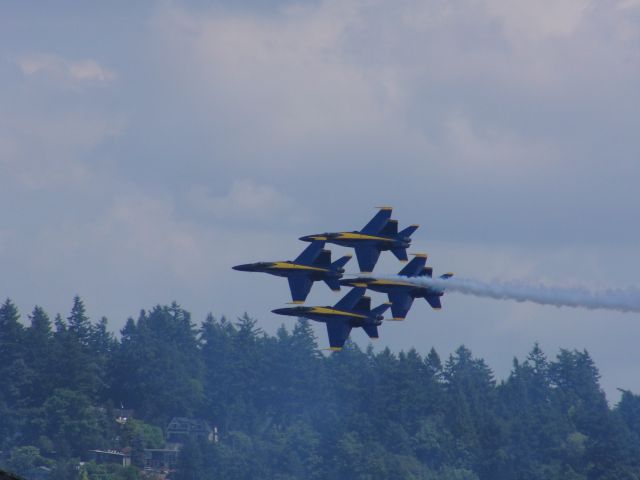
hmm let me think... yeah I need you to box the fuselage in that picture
[272,306,382,326]
[299,232,410,252]
[341,277,444,299]
[233,261,344,280]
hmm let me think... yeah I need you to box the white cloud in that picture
[0,110,124,189]
[19,54,116,86]
[188,179,300,221]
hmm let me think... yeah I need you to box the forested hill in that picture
[2,297,640,480]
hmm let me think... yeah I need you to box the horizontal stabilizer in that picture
[330,255,352,270]
[294,240,325,265]
[288,276,313,303]
[334,287,366,310]
[326,321,352,350]
[388,292,415,320]
[361,208,392,234]
[398,255,427,277]
[355,246,381,273]
[324,278,341,292]
[439,273,454,279]
[362,324,379,339]
[391,247,408,262]
[398,225,419,239]
[425,296,442,310]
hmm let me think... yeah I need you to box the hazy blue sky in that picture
[2,0,640,399]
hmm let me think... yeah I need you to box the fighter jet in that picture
[340,254,453,320]
[299,207,419,274]
[272,287,391,350]
[233,241,352,304]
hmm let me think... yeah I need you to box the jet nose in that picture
[232,263,254,272]
[272,307,299,316]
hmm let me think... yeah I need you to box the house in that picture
[89,449,131,468]
[165,417,214,444]
[142,448,179,471]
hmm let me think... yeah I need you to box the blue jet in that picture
[299,207,419,274]
[340,254,453,320]
[272,287,391,350]
[233,241,351,304]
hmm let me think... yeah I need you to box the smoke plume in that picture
[386,275,640,313]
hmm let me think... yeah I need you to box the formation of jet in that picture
[232,241,351,304]
[233,208,452,350]
[300,207,419,273]
[340,254,454,320]
[272,287,390,350]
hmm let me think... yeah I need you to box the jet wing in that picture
[361,208,392,234]
[398,255,427,277]
[354,246,381,274]
[287,276,313,303]
[294,240,325,265]
[425,295,442,310]
[326,321,353,350]
[388,292,415,320]
[334,287,366,311]
[362,324,379,339]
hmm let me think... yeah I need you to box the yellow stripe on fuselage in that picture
[370,279,416,287]
[270,262,328,272]
[337,232,395,242]
[309,307,366,319]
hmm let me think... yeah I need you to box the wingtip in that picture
[287,301,305,305]
[375,206,393,210]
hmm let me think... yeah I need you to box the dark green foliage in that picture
[2,296,640,479]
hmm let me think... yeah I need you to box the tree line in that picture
[1,296,640,479]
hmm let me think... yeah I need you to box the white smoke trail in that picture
[383,275,640,313]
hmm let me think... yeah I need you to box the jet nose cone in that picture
[272,307,298,316]
[232,263,254,272]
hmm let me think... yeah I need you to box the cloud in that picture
[19,54,116,86]
[0,109,124,189]
[187,179,301,222]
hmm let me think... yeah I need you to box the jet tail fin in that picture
[362,324,379,339]
[330,255,352,270]
[370,302,391,317]
[398,255,427,277]
[294,240,325,264]
[324,278,341,292]
[398,225,419,238]
[391,247,408,262]
[425,296,442,310]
